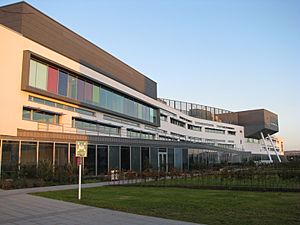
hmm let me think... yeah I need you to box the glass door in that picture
[158,152,167,172]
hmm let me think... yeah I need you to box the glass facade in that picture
[55,144,68,166]
[174,148,182,170]
[141,147,150,170]
[97,145,108,174]
[29,59,158,124]
[0,139,248,178]
[131,147,140,172]
[150,148,158,170]
[39,142,53,163]
[85,145,96,175]
[109,146,120,170]
[168,148,174,171]
[21,142,37,165]
[121,146,130,170]
[1,141,19,175]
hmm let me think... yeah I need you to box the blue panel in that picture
[58,71,68,96]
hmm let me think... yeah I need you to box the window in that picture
[73,117,120,135]
[23,107,60,124]
[160,114,167,121]
[205,127,225,134]
[29,95,94,116]
[188,124,201,132]
[28,58,158,125]
[127,129,155,140]
[228,130,236,135]
[170,118,185,128]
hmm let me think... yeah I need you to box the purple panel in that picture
[77,79,85,101]
[84,82,92,103]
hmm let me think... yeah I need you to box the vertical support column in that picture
[129,147,132,171]
[95,145,98,176]
[139,147,142,173]
[68,143,70,164]
[36,141,39,168]
[18,140,22,172]
[267,134,282,163]
[53,142,56,171]
[260,132,273,163]
[107,145,110,173]
[0,139,3,178]
[119,146,121,171]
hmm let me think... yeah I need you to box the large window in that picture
[28,58,158,124]
[23,107,60,124]
[131,147,141,172]
[109,146,120,170]
[21,142,37,165]
[73,118,120,135]
[84,145,96,175]
[97,145,108,174]
[55,143,68,166]
[127,129,155,140]
[121,146,130,171]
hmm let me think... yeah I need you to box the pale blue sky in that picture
[1,0,299,150]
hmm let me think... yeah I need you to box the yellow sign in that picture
[76,141,88,157]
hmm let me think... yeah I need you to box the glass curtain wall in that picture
[109,146,120,170]
[150,148,158,170]
[20,142,37,165]
[1,141,19,176]
[55,144,68,167]
[168,148,174,171]
[131,147,140,172]
[97,145,108,174]
[174,148,182,170]
[38,142,53,164]
[84,145,96,175]
[141,147,150,171]
[121,146,130,171]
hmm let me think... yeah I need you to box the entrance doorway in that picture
[158,150,167,172]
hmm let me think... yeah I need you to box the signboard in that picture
[76,141,88,157]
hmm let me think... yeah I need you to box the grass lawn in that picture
[33,186,300,225]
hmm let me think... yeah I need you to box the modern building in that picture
[0,2,283,177]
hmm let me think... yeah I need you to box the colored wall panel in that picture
[68,76,77,99]
[84,82,92,103]
[92,85,100,105]
[58,71,68,96]
[36,62,47,90]
[77,79,85,101]
[29,59,37,87]
[47,67,58,93]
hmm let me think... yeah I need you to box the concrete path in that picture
[0,183,201,225]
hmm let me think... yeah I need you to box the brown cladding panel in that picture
[0,2,157,99]
[0,3,22,33]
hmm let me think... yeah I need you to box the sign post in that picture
[76,141,88,200]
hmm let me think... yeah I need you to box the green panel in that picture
[29,59,37,87]
[92,85,100,105]
[36,62,47,90]
[68,76,77,99]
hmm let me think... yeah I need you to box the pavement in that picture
[0,182,201,225]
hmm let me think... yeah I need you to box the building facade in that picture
[0,2,283,177]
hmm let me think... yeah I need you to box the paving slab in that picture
[0,183,202,225]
